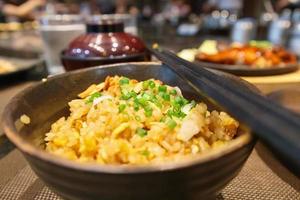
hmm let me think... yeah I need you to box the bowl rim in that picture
[60,51,148,61]
[2,62,255,174]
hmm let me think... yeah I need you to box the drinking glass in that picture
[39,15,86,74]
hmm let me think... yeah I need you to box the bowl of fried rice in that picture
[2,62,255,200]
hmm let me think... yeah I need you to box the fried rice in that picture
[45,76,239,165]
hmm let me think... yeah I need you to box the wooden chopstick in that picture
[149,47,300,174]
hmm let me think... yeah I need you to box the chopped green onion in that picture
[137,97,147,106]
[170,89,177,95]
[167,108,186,119]
[142,93,151,101]
[142,81,149,89]
[162,93,170,101]
[134,103,140,111]
[145,111,152,117]
[149,81,156,89]
[171,101,181,112]
[141,150,150,156]
[136,128,147,137]
[160,117,166,122]
[121,92,132,100]
[173,96,188,106]
[153,99,162,108]
[158,85,167,92]
[167,110,174,117]
[174,96,183,105]
[166,119,177,129]
[172,108,186,118]
[144,106,153,117]
[135,115,141,121]
[173,106,181,112]
[148,93,156,102]
[118,104,126,113]
[86,92,101,104]
[178,112,187,118]
[129,91,137,98]
[182,98,189,105]
[134,98,139,104]
[119,77,130,85]
[158,92,165,98]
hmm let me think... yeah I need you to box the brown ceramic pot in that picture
[61,22,150,71]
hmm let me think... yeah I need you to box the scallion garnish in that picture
[137,97,147,106]
[144,106,153,117]
[142,81,149,89]
[149,81,156,89]
[86,92,101,104]
[135,115,141,121]
[160,117,166,122]
[174,96,183,105]
[141,150,150,156]
[136,128,147,137]
[134,103,140,111]
[142,93,151,101]
[119,77,130,85]
[166,119,177,129]
[121,92,132,100]
[158,92,165,98]
[158,85,167,92]
[129,91,137,98]
[170,89,177,95]
[153,99,162,108]
[118,104,126,113]
[162,93,170,101]
[182,98,189,105]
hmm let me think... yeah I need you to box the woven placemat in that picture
[0,143,299,200]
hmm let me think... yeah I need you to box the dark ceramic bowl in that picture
[2,62,255,200]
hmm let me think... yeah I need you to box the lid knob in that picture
[86,22,124,33]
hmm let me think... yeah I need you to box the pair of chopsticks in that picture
[149,47,300,175]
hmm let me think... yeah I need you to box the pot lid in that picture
[63,21,146,58]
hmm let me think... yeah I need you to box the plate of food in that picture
[178,40,299,76]
[2,62,255,200]
[0,56,43,80]
[0,48,45,82]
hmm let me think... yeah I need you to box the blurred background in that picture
[1,0,300,75]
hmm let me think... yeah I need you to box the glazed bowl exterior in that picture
[61,23,150,71]
[2,62,255,200]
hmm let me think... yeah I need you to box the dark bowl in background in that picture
[61,22,151,71]
[2,62,255,200]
